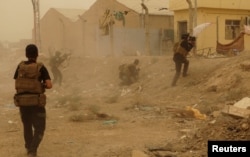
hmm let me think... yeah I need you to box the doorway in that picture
[178,21,188,40]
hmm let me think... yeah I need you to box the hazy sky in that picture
[0,0,96,42]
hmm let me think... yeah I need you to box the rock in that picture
[206,85,217,92]
[208,120,216,124]
[221,105,250,118]
[211,111,221,118]
[132,150,149,157]
[234,97,250,109]
[179,129,192,133]
[146,144,171,152]
[240,62,250,71]
[155,151,178,157]
[241,123,249,131]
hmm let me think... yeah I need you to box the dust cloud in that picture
[1,44,250,156]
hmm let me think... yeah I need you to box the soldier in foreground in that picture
[13,44,52,157]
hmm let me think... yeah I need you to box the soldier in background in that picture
[119,59,140,85]
[49,50,71,86]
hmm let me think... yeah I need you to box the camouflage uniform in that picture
[119,59,140,85]
[171,34,195,86]
[49,51,70,86]
[14,44,52,157]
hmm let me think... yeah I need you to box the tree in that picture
[31,0,41,51]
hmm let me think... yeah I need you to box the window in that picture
[163,29,174,41]
[225,20,240,40]
[245,16,250,25]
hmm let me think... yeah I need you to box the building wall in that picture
[80,0,140,56]
[40,1,174,57]
[170,0,250,11]
[196,8,249,51]
[40,9,83,56]
[149,15,174,29]
[81,0,173,56]
[67,20,84,55]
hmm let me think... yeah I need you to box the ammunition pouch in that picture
[15,78,45,94]
[14,94,46,107]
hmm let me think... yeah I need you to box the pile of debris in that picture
[145,97,250,157]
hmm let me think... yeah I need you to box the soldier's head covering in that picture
[134,59,139,65]
[25,44,38,59]
[55,51,61,56]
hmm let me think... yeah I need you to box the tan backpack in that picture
[173,40,189,56]
[15,61,44,94]
[14,61,47,107]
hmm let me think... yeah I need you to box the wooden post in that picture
[31,0,41,51]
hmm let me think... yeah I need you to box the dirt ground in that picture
[0,50,250,157]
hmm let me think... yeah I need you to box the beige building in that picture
[40,8,86,55]
[80,0,174,56]
[39,0,174,56]
[169,0,250,54]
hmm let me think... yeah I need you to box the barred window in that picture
[225,20,240,40]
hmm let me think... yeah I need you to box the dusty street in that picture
[1,51,250,157]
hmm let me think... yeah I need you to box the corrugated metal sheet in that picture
[54,8,86,22]
[116,0,173,15]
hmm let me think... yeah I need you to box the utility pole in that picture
[186,0,196,55]
[193,0,197,55]
[31,0,41,51]
[141,0,145,27]
[194,0,197,27]
[186,0,194,35]
[141,2,150,56]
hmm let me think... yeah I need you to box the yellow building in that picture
[169,0,250,54]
